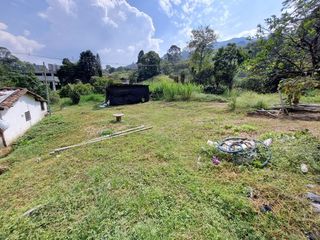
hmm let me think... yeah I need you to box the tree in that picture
[95,54,102,77]
[137,50,144,64]
[188,26,218,73]
[137,51,161,81]
[0,47,46,97]
[167,45,181,64]
[57,58,77,85]
[213,44,246,90]
[246,0,320,92]
[77,50,99,83]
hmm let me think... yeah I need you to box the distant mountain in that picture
[214,37,252,48]
[179,37,253,60]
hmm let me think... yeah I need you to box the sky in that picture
[0,0,283,67]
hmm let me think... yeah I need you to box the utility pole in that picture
[43,62,51,115]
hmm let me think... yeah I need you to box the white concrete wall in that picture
[0,95,47,146]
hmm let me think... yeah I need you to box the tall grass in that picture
[226,90,279,111]
[149,79,202,101]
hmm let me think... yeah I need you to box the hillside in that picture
[180,37,252,60]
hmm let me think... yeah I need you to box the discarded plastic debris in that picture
[260,204,272,213]
[301,164,309,173]
[207,140,215,147]
[211,156,220,165]
[247,187,254,198]
[263,138,272,147]
[311,203,320,213]
[306,192,320,203]
[216,137,272,167]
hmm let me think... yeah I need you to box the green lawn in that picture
[0,98,320,239]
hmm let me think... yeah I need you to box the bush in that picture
[92,76,114,94]
[59,83,93,98]
[73,83,93,95]
[236,77,265,93]
[59,84,72,98]
[203,85,226,95]
[70,89,80,105]
[49,91,60,104]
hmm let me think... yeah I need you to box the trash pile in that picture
[206,137,272,167]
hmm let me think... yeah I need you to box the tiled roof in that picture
[0,87,46,110]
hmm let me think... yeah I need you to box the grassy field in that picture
[0,96,320,239]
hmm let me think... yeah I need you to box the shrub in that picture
[49,91,60,104]
[253,100,268,109]
[228,96,237,111]
[73,83,93,95]
[92,76,114,94]
[59,84,72,98]
[70,89,81,105]
[236,77,265,93]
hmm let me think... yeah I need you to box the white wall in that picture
[1,95,47,146]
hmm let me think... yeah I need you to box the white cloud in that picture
[233,28,257,38]
[0,22,44,54]
[0,22,8,30]
[57,0,77,15]
[220,28,257,41]
[159,0,182,17]
[34,0,162,65]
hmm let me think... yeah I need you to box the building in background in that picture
[33,64,61,91]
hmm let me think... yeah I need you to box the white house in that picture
[0,88,47,147]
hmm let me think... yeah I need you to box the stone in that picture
[301,164,308,173]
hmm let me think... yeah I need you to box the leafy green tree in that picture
[77,50,99,83]
[167,45,181,64]
[213,44,246,90]
[137,51,161,81]
[188,26,217,73]
[0,47,46,97]
[137,50,144,64]
[95,54,103,77]
[245,0,320,92]
[57,58,78,85]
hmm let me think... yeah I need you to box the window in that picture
[25,111,31,121]
[40,101,45,111]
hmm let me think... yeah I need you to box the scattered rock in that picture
[307,192,320,203]
[306,184,316,189]
[311,203,320,213]
[301,163,308,173]
[0,166,9,175]
[260,204,272,213]
[22,204,44,217]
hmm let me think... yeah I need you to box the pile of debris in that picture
[206,137,272,167]
[248,104,320,121]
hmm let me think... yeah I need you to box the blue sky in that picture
[0,0,282,66]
